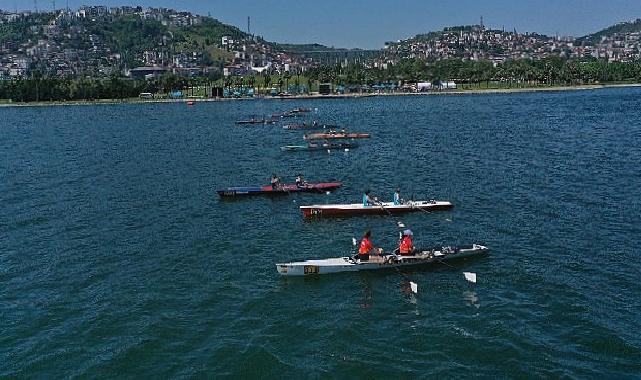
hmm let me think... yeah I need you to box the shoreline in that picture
[1,83,640,108]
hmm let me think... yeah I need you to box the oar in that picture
[409,200,453,222]
[353,237,418,293]
[432,253,477,283]
[375,201,405,228]
[389,248,418,293]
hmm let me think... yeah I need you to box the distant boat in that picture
[217,182,341,197]
[304,132,371,140]
[282,123,338,130]
[280,107,313,117]
[281,142,358,151]
[236,118,278,125]
[187,101,195,106]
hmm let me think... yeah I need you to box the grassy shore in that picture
[2,83,640,108]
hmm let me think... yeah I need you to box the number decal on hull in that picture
[304,265,319,274]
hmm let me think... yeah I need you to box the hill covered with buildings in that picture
[0,5,353,80]
[380,19,641,66]
[1,6,641,102]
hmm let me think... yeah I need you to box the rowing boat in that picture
[276,244,488,276]
[282,108,313,117]
[282,124,339,130]
[281,142,358,151]
[304,132,371,140]
[300,200,453,218]
[236,118,277,125]
[217,182,341,197]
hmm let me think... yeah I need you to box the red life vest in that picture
[399,236,413,254]
[359,237,373,254]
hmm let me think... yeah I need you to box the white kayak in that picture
[276,244,488,276]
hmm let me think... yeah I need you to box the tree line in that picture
[2,58,641,102]
[0,72,211,102]
[306,57,641,88]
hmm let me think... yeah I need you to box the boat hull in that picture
[304,132,371,140]
[276,244,488,276]
[236,119,277,125]
[300,200,453,218]
[217,182,341,197]
[283,124,339,130]
[281,142,358,151]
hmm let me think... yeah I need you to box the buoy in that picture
[344,148,349,152]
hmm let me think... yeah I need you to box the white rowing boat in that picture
[276,244,488,276]
[300,200,453,219]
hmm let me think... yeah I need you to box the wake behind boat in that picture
[300,200,453,218]
[276,244,488,276]
[217,182,341,197]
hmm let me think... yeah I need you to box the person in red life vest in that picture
[399,229,414,256]
[358,230,379,261]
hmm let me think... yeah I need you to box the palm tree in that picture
[263,72,271,90]
[284,71,291,93]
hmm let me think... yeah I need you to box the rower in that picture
[362,190,376,207]
[358,230,380,261]
[393,188,403,205]
[295,173,307,188]
[270,174,282,190]
[399,229,415,256]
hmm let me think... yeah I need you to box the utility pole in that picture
[52,0,55,12]
[34,0,38,12]
[247,16,251,35]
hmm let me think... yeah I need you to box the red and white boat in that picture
[218,182,341,197]
[300,200,453,219]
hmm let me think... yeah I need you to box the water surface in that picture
[1,89,641,378]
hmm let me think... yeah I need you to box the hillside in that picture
[578,18,641,44]
[0,7,262,75]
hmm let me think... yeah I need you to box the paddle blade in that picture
[352,237,357,246]
[463,272,477,283]
[397,221,405,228]
[410,282,418,294]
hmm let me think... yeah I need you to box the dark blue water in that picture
[2,89,641,378]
